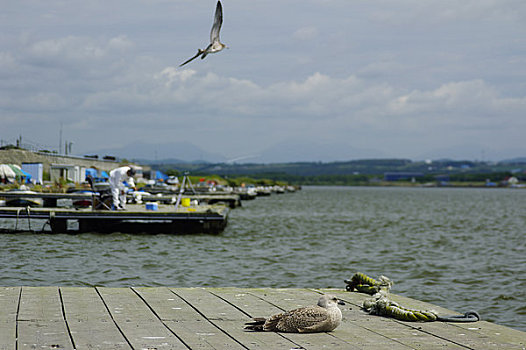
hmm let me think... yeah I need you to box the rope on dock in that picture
[345,272,481,323]
[363,295,438,321]
[344,272,393,294]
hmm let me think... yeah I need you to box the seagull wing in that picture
[180,49,202,67]
[282,307,329,332]
[210,1,223,44]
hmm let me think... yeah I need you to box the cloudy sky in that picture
[1,0,525,162]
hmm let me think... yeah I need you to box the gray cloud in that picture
[1,0,525,161]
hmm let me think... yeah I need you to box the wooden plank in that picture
[172,287,303,349]
[0,287,19,350]
[211,287,359,349]
[171,288,249,321]
[17,286,74,350]
[60,287,132,349]
[244,288,385,349]
[96,287,189,349]
[134,287,246,350]
[0,287,523,349]
[372,292,526,349]
[448,322,526,350]
[318,289,526,349]
[246,288,464,350]
[320,289,472,349]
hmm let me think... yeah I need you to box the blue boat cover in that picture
[155,170,169,181]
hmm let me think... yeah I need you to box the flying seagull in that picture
[244,295,345,333]
[179,1,227,67]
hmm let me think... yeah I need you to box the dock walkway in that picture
[0,192,242,209]
[1,287,524,349]
[0,204,229,234]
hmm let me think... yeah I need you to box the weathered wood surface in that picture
[0,287,524,349]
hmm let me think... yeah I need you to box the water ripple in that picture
[1,186,525,331]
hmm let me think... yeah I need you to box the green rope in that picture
[344,272,393,294]
[363,296,438,322]
[345,272,481,323]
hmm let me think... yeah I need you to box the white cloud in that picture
[25,35,134,67]
[293,26,319,41]
[158,67,196,86]
[1,0,525,160]
[368,0,526,24]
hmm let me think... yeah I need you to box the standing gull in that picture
[179,1,227,67]
[244,295,345,333]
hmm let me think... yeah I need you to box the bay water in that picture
[1,186,525,331]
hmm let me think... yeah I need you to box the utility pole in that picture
[64,141,73,155]
[59,122,63,154]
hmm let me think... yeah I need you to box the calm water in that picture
[1,186,525,331]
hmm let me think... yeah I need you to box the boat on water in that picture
[4,190,43,207]
[69,190,95,208]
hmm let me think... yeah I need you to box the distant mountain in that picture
[85,140,524,165]
[254,140,387,163]
[499,157,526,164]
[87,141,227,163]
[136,158,210,165]
[151,158,525,178]
[417,144,525,162]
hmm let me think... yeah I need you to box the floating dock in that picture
[0,191,242,209]
[0,203,229,234]
[134,193,241,208]
[0,287,523,349]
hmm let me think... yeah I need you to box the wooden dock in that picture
[1,287,523,349]
[0,204,229,234]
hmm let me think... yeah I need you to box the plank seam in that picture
[94,287,135,349]
[58,287,77,350]
[245,291,287,313]
[400,323,477,350]
[169,288,251,350]
[206,290,254,318]
[130,287,192,350]
[15,287,22,350]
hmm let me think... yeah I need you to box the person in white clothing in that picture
[109,166,136,210]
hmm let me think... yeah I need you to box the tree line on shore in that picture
[151,159,525,187]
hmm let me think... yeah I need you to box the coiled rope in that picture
[345,272,393,294]
[345,272,481,323]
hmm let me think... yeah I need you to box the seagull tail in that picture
[179,49,204,67]
[244,318,267,331]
